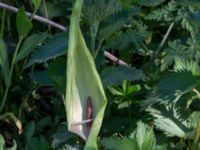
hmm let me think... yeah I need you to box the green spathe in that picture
[65,0,107,150]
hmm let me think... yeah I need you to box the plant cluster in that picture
[1,0,200,149]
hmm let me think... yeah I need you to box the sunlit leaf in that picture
[66,0,107,149]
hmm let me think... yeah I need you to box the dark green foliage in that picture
[1,0,200,149]
[101,66,145,86]
[25,32,68,67]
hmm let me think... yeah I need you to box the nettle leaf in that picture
[99,7,140,39]
[25,32,67,67]
[66,0,107,149]
[0,39,10,86]
[154,71,198,102]
[16,7,33,40]
[147,106,188,138]
[102,137,137,150]
[102,121,165,150]
[16,32,48,62]
[101,66,145,86]
[83,0,119,24]
[145,1,177,22]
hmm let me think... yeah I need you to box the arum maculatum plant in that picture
[65,0,107,149]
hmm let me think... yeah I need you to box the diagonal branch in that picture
[0,2,128,66]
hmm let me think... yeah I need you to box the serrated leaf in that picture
[155,71,198,102]
[0,39,10,86]
[101,66,145,86]
[25,32,67,68]
[66,0,107,149]
[16,32,48,62]
[147,106,189,137]
[101,137,138,150]
[99,7,140,39]
[16,7,33,40]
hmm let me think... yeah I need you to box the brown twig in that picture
[0,2,66,31]
[0,2,128,66]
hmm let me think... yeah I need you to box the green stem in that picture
[0,8,6,38]
[94,38,104,58]
[0,39,23,113]
[90,22,99,56]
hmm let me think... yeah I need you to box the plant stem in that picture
[194,119,200,144]
[90,22,99,56]
[0,39,22,113]
[0,8,6,38]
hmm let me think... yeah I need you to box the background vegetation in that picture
[1,0,200,149]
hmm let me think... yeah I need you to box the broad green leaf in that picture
[25,32,67,68]
[0,39,10,86]
[155,71,198,102]
[16,7,33,40]
[66,0,107,149]
[101,66,145,86]
[16,32,47,62]
[0,134,5,150]
[147,106,189,138]
[101,137,138,150]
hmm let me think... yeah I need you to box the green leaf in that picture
[52,123,75,148]
[16,32,48,62]
[101,66,145,86]
[101,137,138,150]
[25,32,67,68]
[102,121,165,150]
[155,71,198,102]
[147,106,189,137]
[0,134,5,150]
[32,0,41,8]
[16,7,33,40]
[66,0,107,149]
[0,39,10,86]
